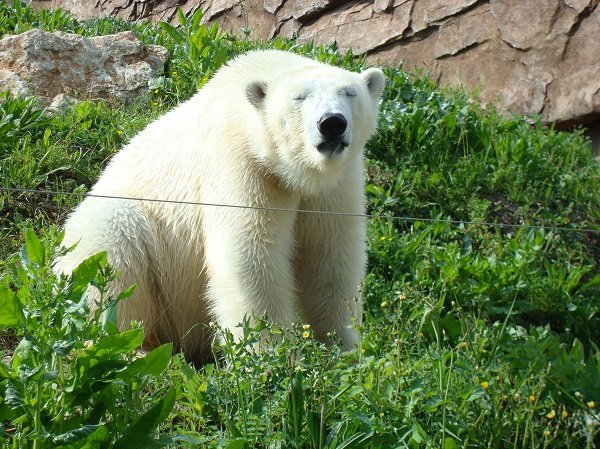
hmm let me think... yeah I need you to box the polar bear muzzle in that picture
[316,112,349,155]
[317,112,347,140]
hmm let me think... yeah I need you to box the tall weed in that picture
[0,229,177,448]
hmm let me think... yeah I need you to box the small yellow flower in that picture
[575,391,582,398]
[544,429,551,437]
[481,381,489,390]
[379,412,384,417]
[379,236,386,241]
[529,394,536,402]
[302,331,310,339]
[302,324,311,330]
[380,301,388,308]
[561,410,568,419]
[546,410,556,419]
[587,401,596,409]
[398,294,406,301]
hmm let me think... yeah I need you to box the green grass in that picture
[0,1,599,447]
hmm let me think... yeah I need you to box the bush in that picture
[0,230,176,448]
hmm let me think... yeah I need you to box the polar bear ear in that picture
[246,80,267,108]
[362,68,386,99]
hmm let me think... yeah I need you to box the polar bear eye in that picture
[345,88,358,98]
[293,93,308,102]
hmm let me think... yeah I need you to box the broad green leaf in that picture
[85,328,144,357]
[444,437,459,449]
[42,127,51,147]
[225,439,247,449]
[101,304,118,328]
[466,387,486,402]
[51,424,101,446]
[68,359,129,403]
[0,402,16,424]
[16,364,43,382]
[53,340,75,357]
[442,314,462,341]
[190,7,203,29]
[116,343,173,381]
[115,284,136,302]
[176,7,187,26]
[76,359,128,385]
[102,284,136,329]
[21,228,45,267]
[0,361,8,378]
[78,328,144,372]
[67,252,107,302]
[82,328,144,360]
[77,425,112,449]
[0,286,23,328]
[583,273,600,290]
[159,21,184,44]
[114,388,176,449]
[410,422,427,444]
[10,337,33,373]
[5,378,24,409]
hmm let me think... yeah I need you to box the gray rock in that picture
[0,29,168,106]
[48,93,79,114]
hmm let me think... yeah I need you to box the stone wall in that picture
[30,0,600,154]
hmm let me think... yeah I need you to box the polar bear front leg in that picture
[294,200,367,351]
[203,207,298,343]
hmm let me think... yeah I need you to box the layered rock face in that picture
[29,0,600,153]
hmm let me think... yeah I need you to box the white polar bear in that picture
[55,50,385,364]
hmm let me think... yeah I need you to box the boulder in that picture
[0,29,168,106]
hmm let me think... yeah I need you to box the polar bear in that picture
[55,50,385,364]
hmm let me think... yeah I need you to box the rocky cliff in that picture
[30,0,600,153]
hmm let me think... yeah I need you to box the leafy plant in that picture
[0,0,79,36]
[0,229,176,448]
[0,92,49,156]
[155,8,231,103]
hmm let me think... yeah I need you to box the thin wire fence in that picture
[1,186,598,234]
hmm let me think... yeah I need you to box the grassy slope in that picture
[0,2,599,448]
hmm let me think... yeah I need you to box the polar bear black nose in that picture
[318,113,347,140]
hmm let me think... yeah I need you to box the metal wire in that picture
[1,186,598,234]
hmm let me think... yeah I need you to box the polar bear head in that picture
[245,61,385,193]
